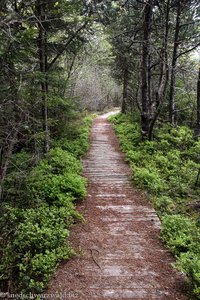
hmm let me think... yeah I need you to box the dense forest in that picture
[0,0,200,299]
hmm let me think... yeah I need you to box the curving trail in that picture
[46,112,187,300]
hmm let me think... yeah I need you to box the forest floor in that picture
[46,112,188,300]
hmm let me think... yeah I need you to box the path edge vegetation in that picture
[0,114,95,297]
[110,113,200,299]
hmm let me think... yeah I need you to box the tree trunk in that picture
[141,0,153,138]
[122,67,129,113]
[37,0,50,153]
[194,67,200,139]
[148,0,170,140]
[0,62,20,200]
[169,0,181,125]
[0,136,17,185]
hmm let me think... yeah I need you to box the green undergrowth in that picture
[110,113,200,298]
[0,115,94,297]
[52,115,95,158]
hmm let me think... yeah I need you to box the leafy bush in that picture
[0,114,93,295]
[52,115,95,158]
[44,148,83,174]
[27,148,87,206]
[59,136,89,158]
[28,172,86,205]
[154,196,174,215]
[110,113,200,298]
[109,113,141,151]
[8,150,33,173]
[177,252,200,297]
[111,113,199,200]
[161,215,200,297]
[133,166,166,194]
[157,125,193,151]
[0,205,77,293]
[161,215,197,255]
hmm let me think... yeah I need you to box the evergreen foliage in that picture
[0,0,200,298]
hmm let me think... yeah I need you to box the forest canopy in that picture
[0,0,200,298]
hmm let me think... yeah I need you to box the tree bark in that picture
[148,0,170,140]
[169,0,181,125]
[36,0,50,153]
[141,0,153,138]
[0,61,20,200]
[122,67,129,113]
[0,140,16,185]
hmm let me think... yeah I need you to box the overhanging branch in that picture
[47,21,88,71]
[176,42,200,59]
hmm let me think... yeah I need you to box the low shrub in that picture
[44,148,83,174]
[110,113,200,298]
[154,196,174,215]
[177,252,200,297]
[161,215,197,255]
[53,115,95,158]
[0,114,93,295]
[0,205,78,293]
[133,165,166,194]
[28,167,86,206]
[161,215,200,296]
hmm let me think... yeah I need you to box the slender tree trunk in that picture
[169,0,181,125]
[141,0,152,138]
[0,139,16,184]
[194,67,200,139]
[37,0,50,153]
[66,53,77,82]
[148,54,152,110]
[0,62,20,200]
[0,130,18,198]
[122,67,129,113]
[0,0,23,200]
[148,0,170,140]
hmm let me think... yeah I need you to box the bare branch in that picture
[47,21,89,71]
[180,20,200,28]
[176,42,200,59]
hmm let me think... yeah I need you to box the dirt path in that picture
[46,112,188,300]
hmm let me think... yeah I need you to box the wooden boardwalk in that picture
[46,112,187,300]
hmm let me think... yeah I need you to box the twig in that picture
[88,248,101,269]
[195,168,200,187]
